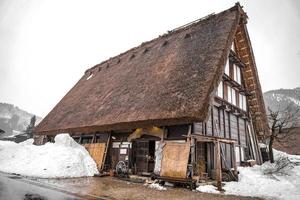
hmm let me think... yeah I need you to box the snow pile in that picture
[0,134,99,178]
[224,149,300,200]
[196,185,220,194]
[147,183,167,191]
[273,149,300,164]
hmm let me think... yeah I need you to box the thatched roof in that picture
[35,4,244,134]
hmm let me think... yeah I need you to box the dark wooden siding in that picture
[230,114,238,140]
[167,125,188,140]
[225,111,230,138]
[194,122,203,134]
[219,109,225,137]
[239,119,247,147]
[193,101,257,173]
[206,113,213,136]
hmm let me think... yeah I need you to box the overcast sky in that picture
[0,0,299,117]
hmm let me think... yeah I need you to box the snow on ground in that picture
[0,134,99,178]
[147,183,167,191]
[196,149,300,200]
[196,185,220,194]
[224,150,300,200]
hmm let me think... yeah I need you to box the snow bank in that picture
[0,134,99,178]
[224,149,300,200]
[196,185,220,194]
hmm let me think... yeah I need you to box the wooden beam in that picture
[184,134,237,144]
[229,50,246,68]
[215,141,222,191]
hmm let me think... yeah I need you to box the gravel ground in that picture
[37,176,264,200]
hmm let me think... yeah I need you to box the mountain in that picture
[263,87,300,113]
[264,88,300,155]
[0,103,42,139]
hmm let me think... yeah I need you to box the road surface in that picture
[0,173,89,200]
[0,172,263,200]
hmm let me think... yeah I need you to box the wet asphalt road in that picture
[0,173,86,200]
[0,173,263,200]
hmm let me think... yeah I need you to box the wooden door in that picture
[135,141,149,173]
[196,142,207,175]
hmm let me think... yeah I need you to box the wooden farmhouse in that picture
[34,3,269,188]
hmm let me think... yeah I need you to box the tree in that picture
[267,104,300,163]
[25,115,36,138]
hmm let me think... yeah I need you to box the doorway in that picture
[133,140,156,174]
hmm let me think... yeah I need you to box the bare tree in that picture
[267,104,300,163]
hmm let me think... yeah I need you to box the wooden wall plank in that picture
[84,143,106,170]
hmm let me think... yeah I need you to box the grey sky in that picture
[0,0,299,117]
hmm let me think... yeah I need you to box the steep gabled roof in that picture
[234,17,270,139]
[35,5,243,134]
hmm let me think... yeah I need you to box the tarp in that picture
[154,141,164,175]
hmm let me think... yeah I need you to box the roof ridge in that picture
[85,4,241,74]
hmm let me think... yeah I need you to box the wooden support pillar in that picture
[162,126,166,142]
[92,132,96,143]
[215,141,222,191]
[79,134,83,144]
[232,144,238,176]
[188,125,196,177]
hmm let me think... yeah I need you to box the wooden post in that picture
[232,144,238,176]
[188,125,195,177]
[162,126,166,142]
[215,141,222,191]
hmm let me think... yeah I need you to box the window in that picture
[239,93,243,109]
[232,89,236,106]
[86,73,93,80]
[243,95,247,110]
[227,85,232,103]
[233,64,241,84]
[241,147,245,161]
[217,81,223,98]
[227,86,237,106]
[236,65,241,84]
[81,136,93,144]
[225,59,230,75]
[235,146,240,163]
[239,93,247,111]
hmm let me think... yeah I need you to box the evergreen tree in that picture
[25,115,36,138]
